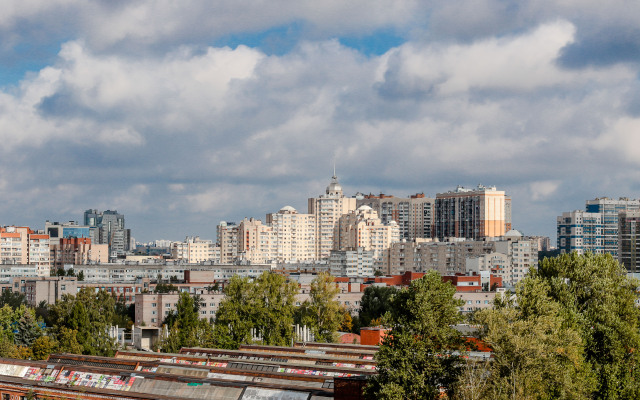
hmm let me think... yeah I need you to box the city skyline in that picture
[0,2,639,242]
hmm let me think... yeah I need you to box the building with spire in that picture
[308,173,357,259]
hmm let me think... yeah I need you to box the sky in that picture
[1,1,639,243]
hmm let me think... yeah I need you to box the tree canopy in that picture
[365,270,465,400]
[295,272,342,343]
[214,271,299,349]
[48,288,117,356]
[358,285,398,329]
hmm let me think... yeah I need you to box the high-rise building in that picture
[266,206,316,263]
[329,248,375,277]
[308,174,357,259]
[435,185,507,240]
[336,206,399,268]
[171,236,217,264]
[83,209,128,256]
[50,237,109,269]
[356,193,435,240]
[585,197,640,257]
[237,218,275,264]
[0,226,51,276]
[556,210,603,254]
[217,221,239,264]
[618,211,640,272]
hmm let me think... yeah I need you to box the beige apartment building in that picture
[308,174,357,260]
[238,218,276,264]
[357,193,435,240]
[171,236,217,264]
[435,185,508,240]
[267,206,316,263]
[337,206,400,269]
[50,237,109,269]
[0,226,51,276]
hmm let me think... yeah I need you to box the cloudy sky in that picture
[1,1,639,243]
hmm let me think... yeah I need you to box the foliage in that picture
[358,285,398,329]
[48,288,117,356]
[295,272,342,343]
[154,283,179,293]
[474,275,595,399]
[161,292,205,353]
[77,270,85,281]
[339,307,353,332]
[55,327,84,354]
[214,272,298,348]
[14,309,42,347]
[0,290,27,310]
[534,253,640,399]
[112,295,134,329]
[31,335,56,360]
[365,270,465,400]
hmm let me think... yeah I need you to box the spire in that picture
[333,162,336,179]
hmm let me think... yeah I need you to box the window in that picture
[152,303,157,307]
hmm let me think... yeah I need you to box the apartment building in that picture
[557,210,604,254]
[435,185,508,240]
[356,193,435,240]
[586,197,640,257]
[618,211,640,272]
[171,236,217,264]
[50,237,109,269]
[267,206,316,263]
[308,174,357,259]
[337,206,399,269]
[217,221,239,264]
[0,226,51,276]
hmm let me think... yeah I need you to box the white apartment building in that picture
[557,210,603,254]
[171,236,217,264]
[267,206,316,263]
[238,218,276,264]
[308,174,357,260]
[329,248,375,277]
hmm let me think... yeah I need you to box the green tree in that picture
[154,283,179,293]
[214,272,298,348]
[534,253,640,399]
[55,327,84,354]
[295,272,342,343]
[0,290,26,309]
[358,285,398,329]
[474,275,595,400]
[14,309,42,347]
[31,335,56,360]
[365,271,465,400]
[48,288,117,356]
[77,270,85,281]
[161,292,209,353]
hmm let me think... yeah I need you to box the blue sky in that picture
[0,0,639,243]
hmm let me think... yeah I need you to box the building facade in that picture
[557,210,604,254]
[618,211,640,272]
[435,185,507,240]
[356,193,435,241]
[308,174,357,260]
[586,197,640,257]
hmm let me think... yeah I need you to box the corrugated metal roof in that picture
[240,387,310,400]
[129,378,243,399]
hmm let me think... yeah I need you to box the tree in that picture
[0,290,26,309]
[295,272,342,343]
[364,271,465,400]
[77,270,85,281]
[534,253,640,399]
[214,272,298,348]
[154,283,179,293]
[14,309,42,347]
[339,307,353,332]
[162,292,200,352]
[112,295,134,329]
[31,335,56,360]
[358,285,398,329]
[48,288,117,356]
[474,275,595,399]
